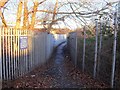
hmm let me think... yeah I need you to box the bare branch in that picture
[29,0,47,30]
[0,10,7,27]
[0,0,9,9]
[47,0,58,31]
[29,1,117,16]
[0,0,9,27]
[15,1,23,29]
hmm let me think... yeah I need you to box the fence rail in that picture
[0,27,54,82]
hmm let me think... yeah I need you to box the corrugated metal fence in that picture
[0,27,54,81]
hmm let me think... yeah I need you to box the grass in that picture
[77,36,95,76]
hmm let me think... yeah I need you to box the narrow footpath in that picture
[3,43,109,88]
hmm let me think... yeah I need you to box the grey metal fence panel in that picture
[0,27,54,81]
[67,32,77,66]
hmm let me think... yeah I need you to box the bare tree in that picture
[47,0,58,31]
[23,0,28,30]
[15,0,23,29]
[0,0,118,31]
[29,0,39,30]
[29,0,47,30]
[0,0,9,27]
[0,0,9,8]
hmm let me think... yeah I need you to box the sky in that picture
[0,0,119,30]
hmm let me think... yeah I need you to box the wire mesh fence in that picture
[67,12,120,88]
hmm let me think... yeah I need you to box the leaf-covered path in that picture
[3,43,109,88]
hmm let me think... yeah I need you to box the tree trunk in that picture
[30,0,39,30]
[23,0,28,30]
[0,0,9,8]
[0,0,9,27]
[48,0,58,32]
[15,1,23,29]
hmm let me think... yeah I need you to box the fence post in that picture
[0,28,2,89]
[45,32,47,63]
[111,12,118,88]
[94,19,99,79]
[97,20,103,77]
[32,32,35,69]
[82,26,86,72]
[75,32,77,67]
[5,28,9,80]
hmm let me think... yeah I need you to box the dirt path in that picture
[3,43,109,88]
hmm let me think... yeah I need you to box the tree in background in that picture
[23,0,28,30]
[0,0,118,32]
[0,0,9,27]
[15,0,23,29]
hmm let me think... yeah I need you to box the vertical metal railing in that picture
[0,27,54,82]
[111,12,118,88]
[75,32,77,67]
[97,21,103,77]
[10,28,13,79]
[8,28,10,80]
[82,27,86,72]
[0,27,2,89]
[94,19,99,79]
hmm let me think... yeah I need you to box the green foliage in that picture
[86,37,95,44]
[101,25,113,37]
[86,30,93,36]
[77,30,120,87]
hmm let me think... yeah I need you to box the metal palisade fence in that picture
[0,27,54,82]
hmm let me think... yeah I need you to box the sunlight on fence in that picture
[0,27,54,81]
